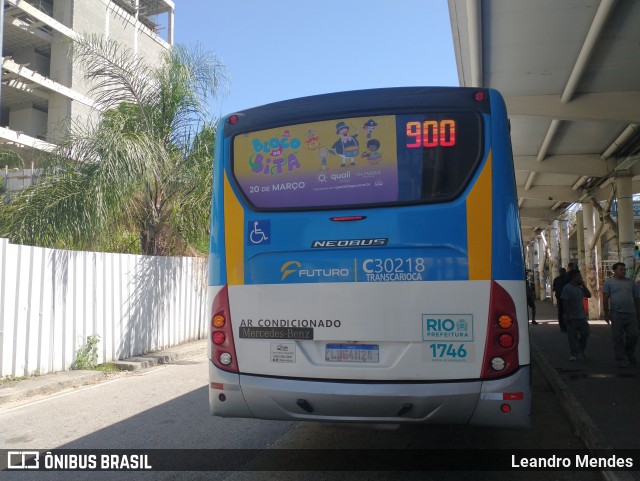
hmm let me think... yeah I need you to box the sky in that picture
[172,0,459,117]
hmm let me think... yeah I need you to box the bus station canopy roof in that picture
[448,0,640,243]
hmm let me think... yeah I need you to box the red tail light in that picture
[210,285,239,373]
[498,334,514,348]
[212,332,226,345]
[481,281,520,379]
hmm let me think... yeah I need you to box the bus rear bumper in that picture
[208,363,254,418]
[210,362,531,428]
[469,365,531,429]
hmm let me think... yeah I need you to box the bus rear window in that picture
[232,113,483,210]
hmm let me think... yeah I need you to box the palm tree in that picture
[0,35,228,255]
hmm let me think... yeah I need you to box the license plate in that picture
[325,344,379,363]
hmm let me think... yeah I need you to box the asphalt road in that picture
[0,354,603,481]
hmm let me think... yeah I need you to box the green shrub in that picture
[74,334,100,370]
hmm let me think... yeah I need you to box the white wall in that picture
[0,238,207,378]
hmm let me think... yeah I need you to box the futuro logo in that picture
[281,261,301,281]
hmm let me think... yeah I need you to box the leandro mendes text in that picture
[511,454,633,469]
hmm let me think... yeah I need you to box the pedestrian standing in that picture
[602,262,639,368]
[526,277,538,325]
[553,267,568,332]
[560,270,591,361]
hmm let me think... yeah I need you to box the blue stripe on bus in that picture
[489,90,525,280]
[209,128,229,286]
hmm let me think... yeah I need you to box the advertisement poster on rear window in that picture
[233,115,399,209]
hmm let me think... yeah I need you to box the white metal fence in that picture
[0,238,208,378]
[1,167,40,194]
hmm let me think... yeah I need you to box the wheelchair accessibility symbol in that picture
[248,220,270,245]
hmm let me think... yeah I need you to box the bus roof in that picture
[223,87,494,135]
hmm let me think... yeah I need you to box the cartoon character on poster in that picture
[331,121,359,167]
[319,146,330,171]
[363,119,378,138]
[305,129,321,151]
[361,138,382,164]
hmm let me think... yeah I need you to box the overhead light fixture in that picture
[614,156,640,172]
[578,192,592,202]
[572,176,589,190]
[602,125,638,160]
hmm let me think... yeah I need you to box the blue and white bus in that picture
[208,87,530,428]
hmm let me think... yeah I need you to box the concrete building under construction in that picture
[0,0,175,191]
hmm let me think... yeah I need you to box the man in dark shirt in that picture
[560,270,591,361]
[552,267,568,332]
[526,278,537,325]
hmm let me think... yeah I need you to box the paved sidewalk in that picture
[529,300,639,481]
[0,339,207,405]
